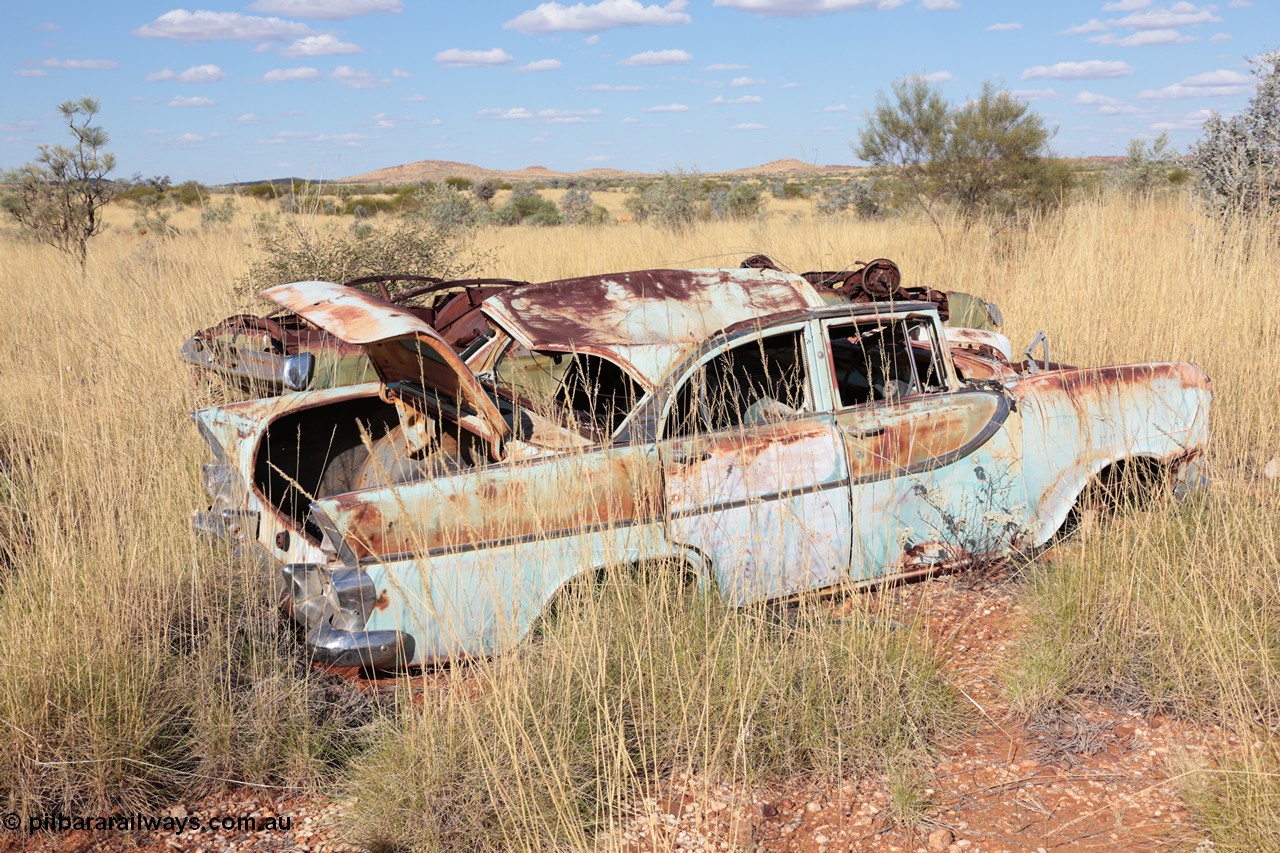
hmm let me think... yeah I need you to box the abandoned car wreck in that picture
[191,265,1211,670]
[179,258,1003,396]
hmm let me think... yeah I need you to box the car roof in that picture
[480,267,822,388]
[481,267,939,388]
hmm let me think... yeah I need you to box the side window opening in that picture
[665,329,810,438]
[491,342,640,440]
[827,318,947,409]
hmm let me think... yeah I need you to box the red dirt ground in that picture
[1,561,1222,853]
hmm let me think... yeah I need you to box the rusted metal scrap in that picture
[190,264,1210,672]
[181,274,523,394]
[741,254,1002,330]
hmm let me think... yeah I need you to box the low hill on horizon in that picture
[337,157,863,185]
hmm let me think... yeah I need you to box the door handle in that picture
[844,423,887,439]
[671,449,712,466]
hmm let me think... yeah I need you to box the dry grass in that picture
[0,194,1277,849]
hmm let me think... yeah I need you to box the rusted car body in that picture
[181,261,1003,396]
[191,267,1210,670]
[180,275,522,395]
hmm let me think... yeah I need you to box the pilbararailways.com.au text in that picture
[10,811,293,835]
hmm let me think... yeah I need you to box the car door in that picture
[658,324,853,604]
[822,312,1027,582]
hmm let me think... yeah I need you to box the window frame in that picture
[482,336,645,443]
[658,321,816,441]
[820,312,956,413]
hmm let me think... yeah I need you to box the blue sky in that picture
[1,1,1274,183]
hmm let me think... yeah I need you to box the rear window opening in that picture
[490,343,642,441]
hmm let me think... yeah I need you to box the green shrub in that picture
[243,211,486,297]
[496,186,562,226]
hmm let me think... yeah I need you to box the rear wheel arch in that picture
[1055,454,1172,539]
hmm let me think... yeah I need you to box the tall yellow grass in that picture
[0,194,1276,849]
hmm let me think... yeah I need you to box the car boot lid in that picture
[262,281,509,440]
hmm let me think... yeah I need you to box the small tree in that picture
[939,81,1058,221]
[726,181,766,220]
[2,97,116,267]
[1190,50,1280,216]
[559,187,594,224]
[855,76,950,238]
[1118,133,1184,196]
[628,168,703,231]
[471,177,499,204]
[855,77,1063,243]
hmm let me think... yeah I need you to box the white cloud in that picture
[146,64,226,83]
[504,0,691,33]
[620,48,691,65]
[984,22,1021,31]
[169,95,216,107]
[712,0,904,16]
[1113,3,1220,30]
[264,130,369,146]
[643,103,689,111]
[401,93,427,101]
[1075,90,1122,105]
[134,10,311,41]
[280,34,362,55]
[710,94,763,104]
[701,63,748,71]
[585,34,601,44]
[538,108,603,120]
[332,65,386,87]
[585,154,612,161]
[41,58,117,69]
[1023,60,1133,80]
[1138,68,1254,99]
[920,0,958,8]
[477,107,534,119]
[1102,0,1149,9]
[1090,27,1194,46]
[1210,32,1231,42]
[1099,104,1139,114]
[921,70,953,83]
[730,76,764,86]
[822,103,849,111]
[0,120,39,132]
[517,59,564,72]
[392,68,413,78]
[233,113,262,122]
[435,48,514,67]
[1227,0,1250,6]
[248,0,403,18]
[580,83,642,91]
[1008,88,1060,101]
[175,132,204,143]
[15,69,49,77]
[261,66,320,82]
[1063,19,1109,34]
[621,116,640,123]
[731,122,766,129]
